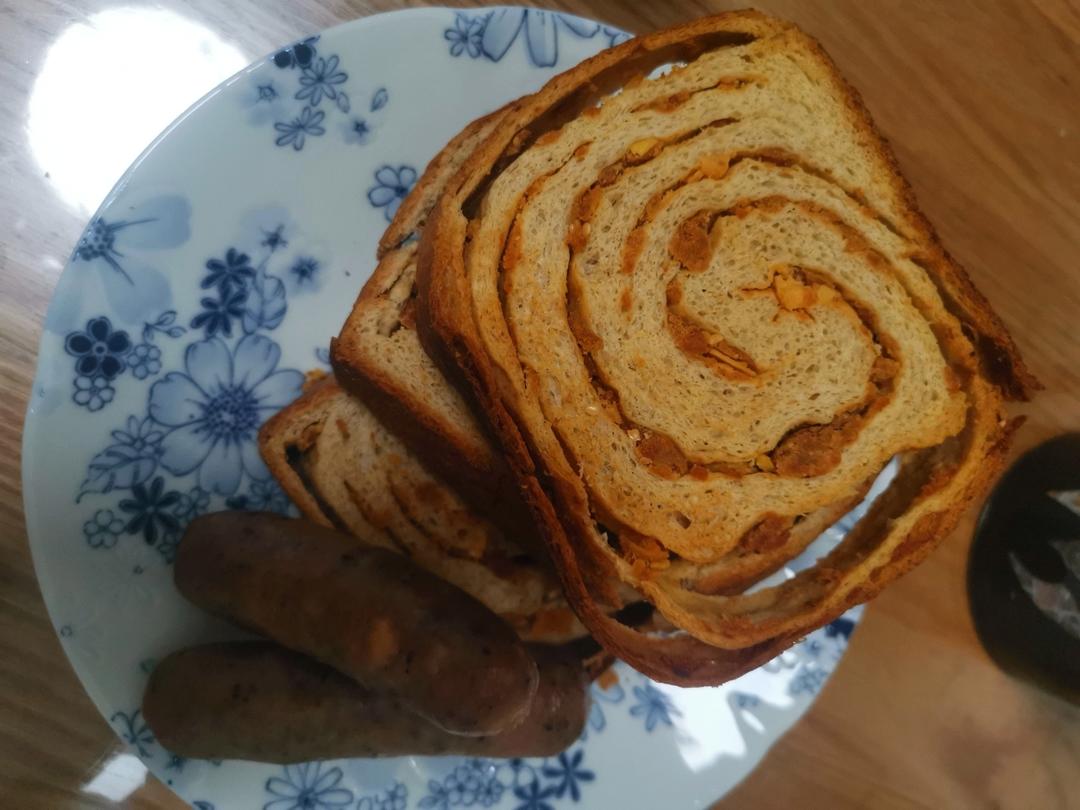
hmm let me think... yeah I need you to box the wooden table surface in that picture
[2,0,1078,807]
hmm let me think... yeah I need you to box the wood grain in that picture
[1,1,1077,808]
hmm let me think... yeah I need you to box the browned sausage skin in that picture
[175,512,538,736]
[142,642,588,762]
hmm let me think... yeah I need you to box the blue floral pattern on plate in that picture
[416,754,600,809]
[23,9,867,809]
[111,709,154,757]
[149,334,302,493]
[368,165,418,222]
[444,9,631,67]
[244,35,392,151]
[64,313,186,411]
[629,682,681,732]
[265,763,354,810]
[54,194,191,329]
[69,218,307,562]
[83,509,125,549]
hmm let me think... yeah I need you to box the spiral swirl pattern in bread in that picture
[418,12,1035,683]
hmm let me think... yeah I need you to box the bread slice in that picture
[331,108,534,544]
[258,376,585,643]
[259,109,591,643]
[417,10,1037,684]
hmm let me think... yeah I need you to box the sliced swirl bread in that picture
[417,10,1037,683]
[258,376,585,643]
[259,110,583,643]
[330,107,535,544]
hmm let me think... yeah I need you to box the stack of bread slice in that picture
[260,111,589,646]
[261,10,1036,684]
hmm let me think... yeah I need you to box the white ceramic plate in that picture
[23,8,871,808]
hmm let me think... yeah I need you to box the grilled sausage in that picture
[142,642,588,762]
[175,512,537,735]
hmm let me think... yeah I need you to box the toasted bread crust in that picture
[331,106,542,545]
[262,107,588,643]
[417,11,1035,683]
[258,376,345,530]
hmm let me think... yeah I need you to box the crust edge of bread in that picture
[257,374,342,530]
[330,106,536,542]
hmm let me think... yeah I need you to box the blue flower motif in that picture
[257,479,290,513]
[417,781,449,810]
[541,748,594,801]
[733,692,760,709]
[825,616,855,640]
[109,419,164,462]
[52,195,190,330]
[155,533,181,563]
[73,218,154,283]
[172,486,211,524]
[789,665,829,697]
[226,478,290,514]
[166,753,186,771]
[803,637,824,659]
[141,310,186,343]
[66,317,132,380]
[272,39,316,70]
[629,682,681,731]
[500,758,538,792]
[118,476,182,545]
[110,415,164,454]
[73,374,116,412]
[445,13,484,57]
[148,335,303,495]
[449,9,604,68]
[78,415,164,498]
[191,289,248,338]
[583,677,625,738]
[111,709,154,757]
[368,165,417,222]
[344,117,372,145]
[83,509,124,549]
[289,256,320,288]
[202,248,255,294]
[275,107,326,151]
[264,763,353,810]
[382,783,407,810]
[419,759,509,809]
[296,55,347,106]
[250,40,362,148]
[512,780,555,810]
[128,343,162,379]
[446,764,483,804]
[474,775,504,807]
[242,75,288,127]
[261,225,288,253]
[242,269,288,334]
[358,782,408,810]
